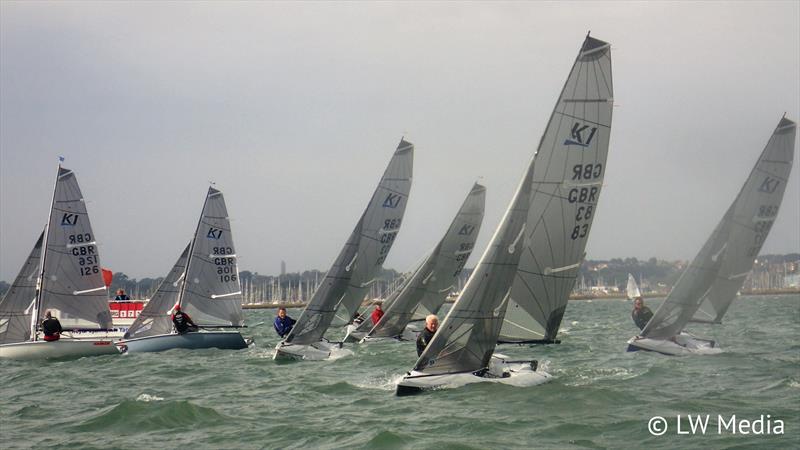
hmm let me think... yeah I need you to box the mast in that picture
[30,160,62,341]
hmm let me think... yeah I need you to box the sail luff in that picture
[31,164,62,340]
[0,231,44,344]
[176,186,214,309]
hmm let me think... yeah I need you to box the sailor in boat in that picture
[114,289,131,301]
[415,314,438,356]
[369,303,384,326]
[631,297,653,330]
[41,311,62,342]
[171,305,198,334]
[273,307,296,338]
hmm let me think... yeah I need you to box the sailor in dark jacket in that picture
[171,304,198,334]
[631,297,654,331]
[41,310,62,341]
[273,307,296,338]
[416,314,439,356]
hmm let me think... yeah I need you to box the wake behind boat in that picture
[274,138,413,361]
[0,164,118,359]
[117,187,250,353]
[627,116,796,355]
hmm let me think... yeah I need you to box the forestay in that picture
[180,187,245,328]
[38,167,113,330]
[285,139,413,345]
[690,117,795,323]
[0,231,44,344]
[124,244,190,339]
[644,117,795,337]
[414,162,533,375]
[367,183,485,339]
[500,35,613,343]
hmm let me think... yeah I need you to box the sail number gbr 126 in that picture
[213,246,237,283]
[70,233,100,276]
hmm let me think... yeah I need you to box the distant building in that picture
[281,260,286,276]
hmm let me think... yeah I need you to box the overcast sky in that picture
[1,1,798,281]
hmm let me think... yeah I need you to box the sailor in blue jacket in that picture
[274,307,296,338]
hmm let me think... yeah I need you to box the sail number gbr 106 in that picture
[213,246,238,283]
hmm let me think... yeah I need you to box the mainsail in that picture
[691,117,796,323]
[124,243,190,339]
[643,117,796,339]
[0,231,44,344]
[366,182,486,339]
[626,274,641,300]
[413,160,533,375]
[37,166,113,330]
[499,35,613,343]
[285,139,414,345]
[180,187,245,327]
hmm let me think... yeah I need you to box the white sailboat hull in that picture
[626,333,721,356]
[0,339,118,360]
[395,353,552,396]
[273,340,353,361]
[117,330,249,353]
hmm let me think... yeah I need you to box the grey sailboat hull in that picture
[0,339,118,360]
[117,330,249,353]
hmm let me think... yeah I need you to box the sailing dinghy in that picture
[355,182,485,343]
[117,187,249,353]
[0,165,117,360]
[626,274,642,301]
[396,34,612,395]
[628,116,796,356]
[274,139,413,360]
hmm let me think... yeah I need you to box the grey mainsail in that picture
[0,231,44,344]
[180,187,245,328]
[124,243,190,339]
[691,117,796,324]
[285,139,413,346]
[413,161,533,375]
[499,35,613,343]
[643,117,796,338]
[366,182,486,339]
[37,166,112,330]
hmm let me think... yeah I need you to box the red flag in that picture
[102,268,113,288]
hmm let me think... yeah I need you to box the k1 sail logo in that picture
[207,227,223,239]
[564,122,597,147]
[61,213,78,226]
[758,176,780,193]
[382,193,402,208]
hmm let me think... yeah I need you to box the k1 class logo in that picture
[758,176,780,193]
[458,224,475,236]
[564,122,598,147]
[207,227,223,239]
[61,213,78,226]
[382,193,402,208]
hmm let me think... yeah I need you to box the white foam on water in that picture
[136,393,164,402]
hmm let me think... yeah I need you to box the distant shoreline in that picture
[242,288,800,309]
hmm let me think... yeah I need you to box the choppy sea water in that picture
[1,294,797,449]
